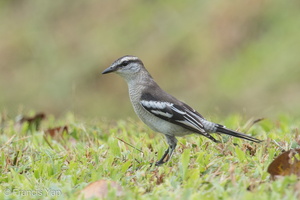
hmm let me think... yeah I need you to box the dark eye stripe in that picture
[121,61,129,67]
[119,60,141,67]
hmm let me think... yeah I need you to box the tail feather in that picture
[216,126,262,143]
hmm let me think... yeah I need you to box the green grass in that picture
[1,114,300,199]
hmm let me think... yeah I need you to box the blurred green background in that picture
[1,0,300,120]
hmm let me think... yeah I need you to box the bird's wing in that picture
[140,98,206,134]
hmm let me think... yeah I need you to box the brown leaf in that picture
[267,149,300,180]
[44,126,68,138]
[150,169,164,185]
[80,180,123,199]
[15,113,46,131]
[243,143,256,156]
[156,173,164,185]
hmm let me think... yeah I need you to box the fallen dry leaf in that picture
[80,180,123,199]
[267,149,300,180]
[45,126,68,138]
[15,113,46,131]
[243,143,256,156]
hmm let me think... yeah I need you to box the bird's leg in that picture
[155,135,177,166]
[155,147,170,166]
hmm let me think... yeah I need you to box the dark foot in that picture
[149,161,165,167]
[155,159,166,166]
[155,162,164,166]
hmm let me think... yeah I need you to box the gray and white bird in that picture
[102,55,262,165]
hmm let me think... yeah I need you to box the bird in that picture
[102,55,262,166]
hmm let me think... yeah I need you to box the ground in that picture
[0,114,299,200]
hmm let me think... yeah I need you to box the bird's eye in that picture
[121,61,129,67]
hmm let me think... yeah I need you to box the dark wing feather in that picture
[140,91,206,135]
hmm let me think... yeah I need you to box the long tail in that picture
[216,125,262,143]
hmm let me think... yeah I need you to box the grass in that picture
[1,113,300,199]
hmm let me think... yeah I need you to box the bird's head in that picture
[102,55,144,80]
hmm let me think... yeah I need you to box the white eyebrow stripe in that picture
[120,56,139,63]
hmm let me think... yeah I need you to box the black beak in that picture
[102,66,116,74]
